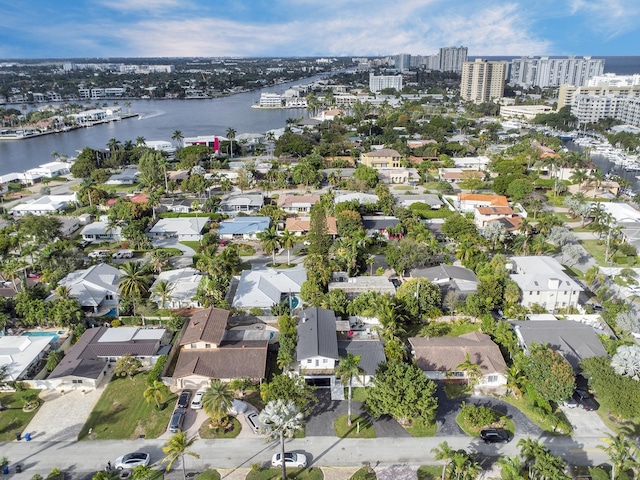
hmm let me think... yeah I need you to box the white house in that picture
[509,256,583,312]
[56,263,122,315]
[150,268,203,309]
[296,308,339,383]
[81,219,123,243]
[147,218,206,241]
[0,335,55,381]
[9,194,76,216]
[232,267,306,310]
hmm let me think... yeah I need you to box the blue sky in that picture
[1,0,639,59]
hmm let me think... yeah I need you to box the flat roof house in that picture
[0,335,56,381]
[9,194,76,217]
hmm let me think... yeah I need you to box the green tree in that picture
[456,352,482,386]
[257,226,280,264]
[258,400,304,480]
[46,350,63,372]
[201,379,234,426]
[335,353,365,426]
[119,261,153,299]
[226,127,236,158]
[152,280,173,310]
[171,130,184,147]
[279,229,296,266]
[366,360,438,426]
[143,380,169,409]
[161,431,200,480]
[598,433,639,480]
[137,150,164,189]
[522,344,575,403]
[260,373,316,414]
[114,353,142,381]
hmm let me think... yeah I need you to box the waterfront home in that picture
[9,194,76,217]
[56,263,122,315]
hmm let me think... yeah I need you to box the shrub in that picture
[420,322,451,337]
[249,307,264,317]
[146,355,168,386]
[110,319,122,328]
[459,402,498,428]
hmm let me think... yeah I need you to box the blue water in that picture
[21,331,61,342]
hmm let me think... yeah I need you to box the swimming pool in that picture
[21,330,65,343]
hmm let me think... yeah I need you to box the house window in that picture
[315,359,319,367]
[564,291,568,295]
[529,291,533,295]
[452,371,465,378]
[190,343,196,349]
[106,294,114,300]
[486,375,498,384]
[306,359,312,364]
[72,379,83,384]
[323,359,327,364]
[205,344,211,348]
[536,291,540,295]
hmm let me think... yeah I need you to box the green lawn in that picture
[499,395,572,435]
[78,375,177,440]
[246,467,324,480]
[446,320,480,337]
[0,390,43,442]
[180,241,201,251]
[405,418,437,437]
[334,414,376,438]
[198,416,241,439]
[351,388,368,403]
[580,240,636,267]
[194,470,221,480]
[417,466,443,480]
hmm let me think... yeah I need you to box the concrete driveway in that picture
[560,406,613,438]
[23,372,114,442]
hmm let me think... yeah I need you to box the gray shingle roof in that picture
[297,308,339,361]
[180,308,229,346]
[337,340,386,375]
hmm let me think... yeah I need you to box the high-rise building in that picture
[439,46,468,73]
[509,56,605,89]
[460,59,507,103]
[395,54,412,71]
[369,73,403,93]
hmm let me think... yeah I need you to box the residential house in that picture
[159,197,196,214]
[232,266,306,310]
[150,268,203,309]
[337,340,386,387]
[296,308,339,387]
[0,335,56,381]
[453,156,490,170]
[147,218,206,241]
[218,216,270,240]
[105,167,139,185]
[511,320,608,370]
[409,332,508,393]
[219,193,264,214]
[58,216,80,237]
[334,192,379,205]
[377,167,419,184]
[328,273,396,299]
[410,264,480,299]
[81,219,123,243]
[509,256,583,312]
[285,216,338,236]
[439,168,484,184]
[9,194,76,217]
[362,216,401,238]
[56,263,121,315]
[394,194,444,209]
[360,149,403,169]
[277,194,320,214]
[457,193,508,213]
[173,307,269,388]
[474,205,521,229]
[44,326,170,390]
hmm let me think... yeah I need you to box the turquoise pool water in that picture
[21,331,64,343]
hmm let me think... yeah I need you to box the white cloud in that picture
[98,0,188,13]
[569,0,640,38]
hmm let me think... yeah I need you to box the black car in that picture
[169,408,186,433]
[480,428,510,443]
[177,390,191,409]
[572,389,599,411]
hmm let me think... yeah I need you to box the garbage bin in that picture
[15,466,22,474]
[2,465,9,475]
[25,432,31,442]
[15,432,21,441]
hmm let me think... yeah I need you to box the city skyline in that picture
[0,0,639,59]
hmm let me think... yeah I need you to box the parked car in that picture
[190,389,205,410]
[112,250,134,259]
[219,240,228,247]
[561,396,578,409]
[228,399,248,415]
[88,249,109,259]
[177,390,191,409]
[114,452,151,470]
[572,389,599,411]
[271,452,307,468]
[246,412,262,434]
[480,429,510,444]
[169,408,186,433]
[79,240,92,248]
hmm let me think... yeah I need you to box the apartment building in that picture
[509,56,604,89]
[369,73,403,93]
[460,59,507,103]
[439,46,468,73]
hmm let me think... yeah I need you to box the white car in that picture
[114,452,151,470]
[88,250,109,259]
[228,399,248,415]
[271,452,307,468]
[246,411,262,434]
[190,390,205,410]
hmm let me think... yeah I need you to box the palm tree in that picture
[152,280,173,310]
[119,261,153,299]
[136,136,146,146]
[257,226,280,265]
[590,169,605,198]
[226,127,236,158]
[335,353,365,426]
[161,431,200,480]
[431,441,453,480]
[131,465,154,480]
[201,379,234,427]
[107,138,121,152]
[172,130,184,147]
[598,433,640,480]
[279,229,296,266]
[55,285,71,300]
[517,437,547,477]
[569,168,588,192]
[124,101,132,114]
[497,455,526,480]
[144,380,169,409]
[456,352,482,386]
[258,399,304,480]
